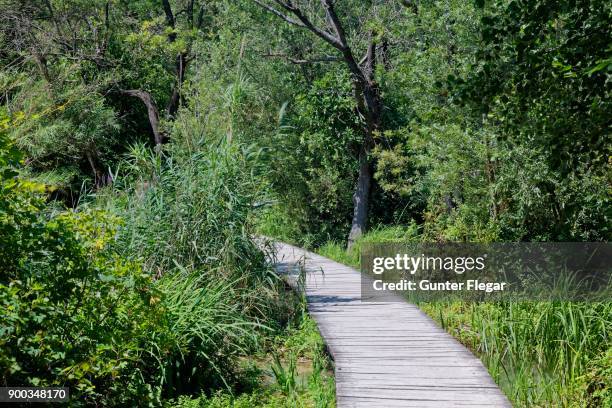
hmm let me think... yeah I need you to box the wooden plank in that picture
[271,242,511,408]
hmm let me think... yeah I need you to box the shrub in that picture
[264,72,361,246]
[580,348,612,407]
[0,177,159,404]
[0,132,272,405]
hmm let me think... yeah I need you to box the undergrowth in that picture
[165,302,336,408]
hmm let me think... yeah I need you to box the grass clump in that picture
[98,138,283,400]
[420,301,611,407]
[164,309,336,408]
[104,140,269,283]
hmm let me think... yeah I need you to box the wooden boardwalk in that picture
[273,241,511,408]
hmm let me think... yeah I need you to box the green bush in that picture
[580,348,612,407]
[0,175,158,404]
[0,132,274,405]
[264,72,361,246]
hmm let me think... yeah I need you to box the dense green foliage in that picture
[166,313,336,408]
[266,73,361,245]
[1,0,610,406]
[450,0,611,241]
[254,0,610,243]
[0,125,279,405]
[3,0,607,242]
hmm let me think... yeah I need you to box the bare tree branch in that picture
[263,52,341,64]
[250,0,386,246]
[320,0,348,48]
[252,0,305,27]
[196,4,205,29]
[280,0,344,49]
[161,0,187,117]
[162,0,175,28]
[187,0,195,28]
[253,0,343,49]
[364,31,376,80]
[358,53,368,66]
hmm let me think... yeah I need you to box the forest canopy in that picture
[1,0,609,243]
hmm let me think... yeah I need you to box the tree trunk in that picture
[346,80,380,250]
[347,146,372,249]
[167,52,187,117]
[86,148,110,188]
[33,53,51,82]
[250,0,383,249]
[120,89,164,147]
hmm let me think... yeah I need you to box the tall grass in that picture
[421,301,611,406]
[90,134,286,401]
[97,135,281,305]
[110,140,269,281]
[151,267,267,395]
[162,299,336,407]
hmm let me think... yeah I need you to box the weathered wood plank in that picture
[272,242,511,407]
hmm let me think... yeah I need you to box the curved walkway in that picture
[273,241,511,408]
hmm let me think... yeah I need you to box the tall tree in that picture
[252,0,386,247]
